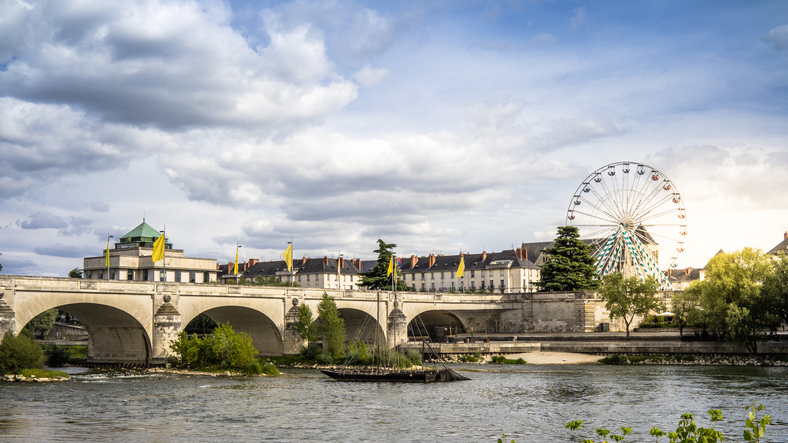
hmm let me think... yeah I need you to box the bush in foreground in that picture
[490,355,526,365]
[0,331,45,374]
[170,323,257,371]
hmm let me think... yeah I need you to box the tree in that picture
[537,226,599,292]
[671,291,699,338]
[68,268,82,278]
[689,248,778,354]
[295,303,317,343]
[24,308,59,337]
[361,239,410,291]
[170,322,257,370]
[598,273,663,339]
[0,331,46,373]
[316,292,345,357]
[762,254,788,329]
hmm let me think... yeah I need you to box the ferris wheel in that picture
[566,161,686,289]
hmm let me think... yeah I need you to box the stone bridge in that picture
[0,276,653,365]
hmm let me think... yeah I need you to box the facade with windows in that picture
[398,249,540,293]
[233,256,362,290]
[82,220,218,283]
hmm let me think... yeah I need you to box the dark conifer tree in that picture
[537,226,599,291]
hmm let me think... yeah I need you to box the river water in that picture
[1,364,786,442]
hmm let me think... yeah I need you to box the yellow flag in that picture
[282,243,293,272]
[234,248,239,275]
[456,256,465,278]
[387,255,394,277]
[152,234,165,262]
[105,237,110,267]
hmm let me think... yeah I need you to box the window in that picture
[204,271,210,283]
[500,279,505,289]
[500,270,504,276]
[307,275,310,281]
[481,281,485,290]
[471,282,476,290]
[489,280,493,289]
[109,269,116,280]
[451,282,455,290]
[470,270,475,278]
[421,283,425,291]
[143,269,149,281]
[127,270,134,281]
[298,275,302,282]
[481,270,485,278]
[175,270,182,282]
[190,271,196,283]
[98,270,104,279]
[441,272,445,280]
[431,273,434,280]
[160,270,166,282]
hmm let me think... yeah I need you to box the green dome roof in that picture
[121,220,162,241]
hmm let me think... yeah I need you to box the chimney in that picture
[428,254,436,268]
[249,258,258,267]
[354,258,361,269]
[410,255,418,268]
[338,257,344,269]
[482,251,487,261]
[516,248,523,260]
[685,267,691,276]
[302,256,307,265]
[323,256,328,265]
[784,231,787,241]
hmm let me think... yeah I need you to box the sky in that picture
[1,0,787,277]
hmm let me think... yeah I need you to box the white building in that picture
[83,220,219,283]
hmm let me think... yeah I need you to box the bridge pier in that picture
[152,295,181,364]
[388,300,408,349]
[283,298,306,355]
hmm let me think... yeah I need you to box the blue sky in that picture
[1,0,787,276]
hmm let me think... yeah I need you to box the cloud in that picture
[0,0,358,131]
[570,6,589,33]
[34,243,95,258]
[763,24,788,51]
[353,65,389,86]
[18,211,68,230]
[0,258,39,275]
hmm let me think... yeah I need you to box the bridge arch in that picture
[336,308,385,344]
[18,302,152,365]
[180,305,284,356]
[407,310,466,342]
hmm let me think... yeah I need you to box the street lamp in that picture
[338,252,343,289]
[106,232,114,280]
[236,243,243,284]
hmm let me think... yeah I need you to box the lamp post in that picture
[106,232,114,280]
[236,243,243,284]
[338,252,343,289]
[159,229,166,282]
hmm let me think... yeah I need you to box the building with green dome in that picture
[83,219,218,283]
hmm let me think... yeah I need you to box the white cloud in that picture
[763,24,788,51]
[354,65,389,86]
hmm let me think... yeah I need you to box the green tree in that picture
[599,273,664,339]
[0,331,46,373]
[671,291,699,338]
[170,323,257,370]
[317,292,345,357]
[537,226,599,292]
[688,248,777,354]
[361,239,410,291]
[762,254,788,328]
[24,308,59,337]
[68,268,82,278]
[295,302,317,343]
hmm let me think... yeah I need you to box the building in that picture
[768,231,788,256]
[664,267,705,291]
[398,249,540,293]
[83,220,219,283]
[230,256,363,290]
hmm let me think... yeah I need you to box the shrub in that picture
[260,362,280,376]
[0,331,46,373]
[170,323,257,370]
[406,350,423,366]
[44,344,72,367]
[244,361,263,375]
[491,355,527,365]
[458,353,480,363]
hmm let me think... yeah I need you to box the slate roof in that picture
[242,257,361,278]
[398,249,538,275]
[767,234,788,256]
[665,267,703,284]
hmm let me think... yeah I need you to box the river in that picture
[1,364,786,442]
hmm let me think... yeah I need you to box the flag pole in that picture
[160,226,166,282]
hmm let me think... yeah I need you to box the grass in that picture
[18,368,70,378]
